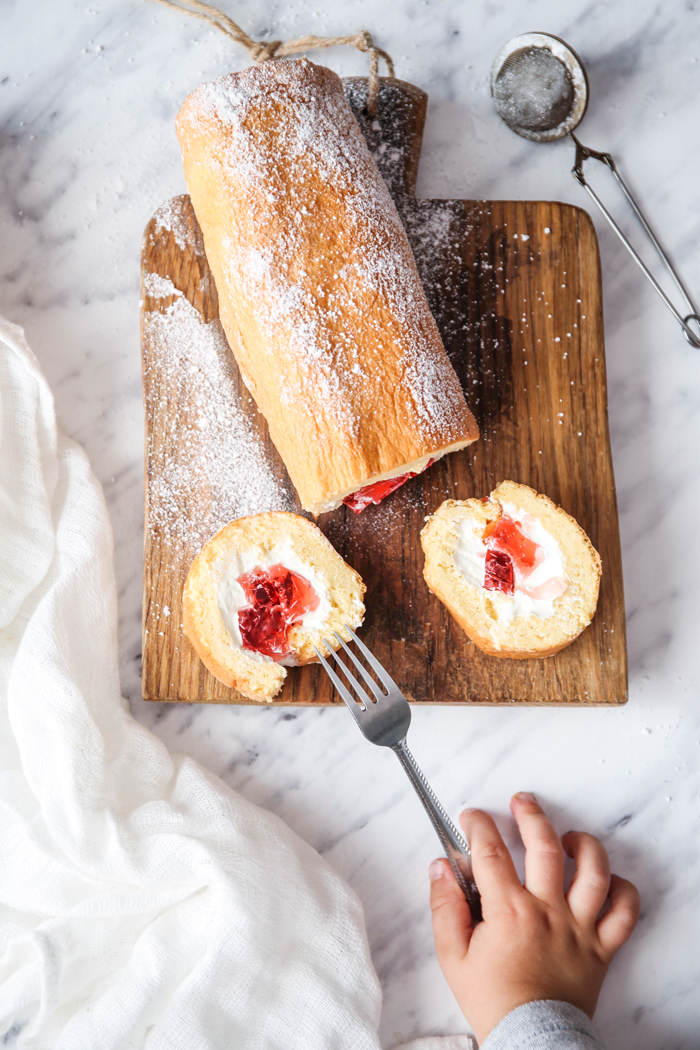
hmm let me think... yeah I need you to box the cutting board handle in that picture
[343,77,427,199]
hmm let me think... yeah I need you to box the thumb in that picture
[429,858,474,969]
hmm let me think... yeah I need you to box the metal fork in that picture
[314,626,482,923]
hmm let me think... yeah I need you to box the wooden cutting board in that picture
[141,76,627,705]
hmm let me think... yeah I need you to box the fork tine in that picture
[342,625,399,693]
[327,644,376,708]
[313,642,368,719]
[333,632,385,702]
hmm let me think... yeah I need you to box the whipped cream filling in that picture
[314,451,448,514]
[216,540,332,664]
[454,501,567,625]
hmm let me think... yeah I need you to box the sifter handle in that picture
[570,133,700,348]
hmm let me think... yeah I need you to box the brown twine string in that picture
[149,0,395,115]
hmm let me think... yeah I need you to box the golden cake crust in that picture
[176,59,478,513]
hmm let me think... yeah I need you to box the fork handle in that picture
[394,741,482,923]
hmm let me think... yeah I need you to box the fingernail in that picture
[429,859,445,881]
[514,791,537,803]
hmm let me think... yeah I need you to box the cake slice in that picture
[183,512,365,702]
[421,481,601,658]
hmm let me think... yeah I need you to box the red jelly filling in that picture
[343,459,435,513]
[484,549,515,594]
[483,514,540,573]
[237,564,319,659]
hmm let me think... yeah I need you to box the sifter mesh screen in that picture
[492,46,574,133]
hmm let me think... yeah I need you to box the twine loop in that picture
[150,0,395,115]
[249,39,282,63]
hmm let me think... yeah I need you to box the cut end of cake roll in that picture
[421,481,601,658]
[183,512,366,702]
[322,439,478,516]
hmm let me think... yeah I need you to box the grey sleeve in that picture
[479,1000,605,1050]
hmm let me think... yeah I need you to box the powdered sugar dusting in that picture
[178,59,476,472]
[143,272,179,299]
[152,197,203,255]
[143,282,294,554]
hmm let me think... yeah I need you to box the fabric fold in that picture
[0,316,469,1049]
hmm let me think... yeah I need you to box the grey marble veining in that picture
[1,0,699,1045]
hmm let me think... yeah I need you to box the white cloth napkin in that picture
[0,317,473,1050]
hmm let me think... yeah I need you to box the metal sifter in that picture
[490,32,700,348]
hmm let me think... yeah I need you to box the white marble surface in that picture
[2,0,699,1045]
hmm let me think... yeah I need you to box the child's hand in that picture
[428,793,640,1044]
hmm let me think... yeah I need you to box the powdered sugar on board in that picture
[151,198,204,255]
[143,277,294,556]
[143,272,180,299]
